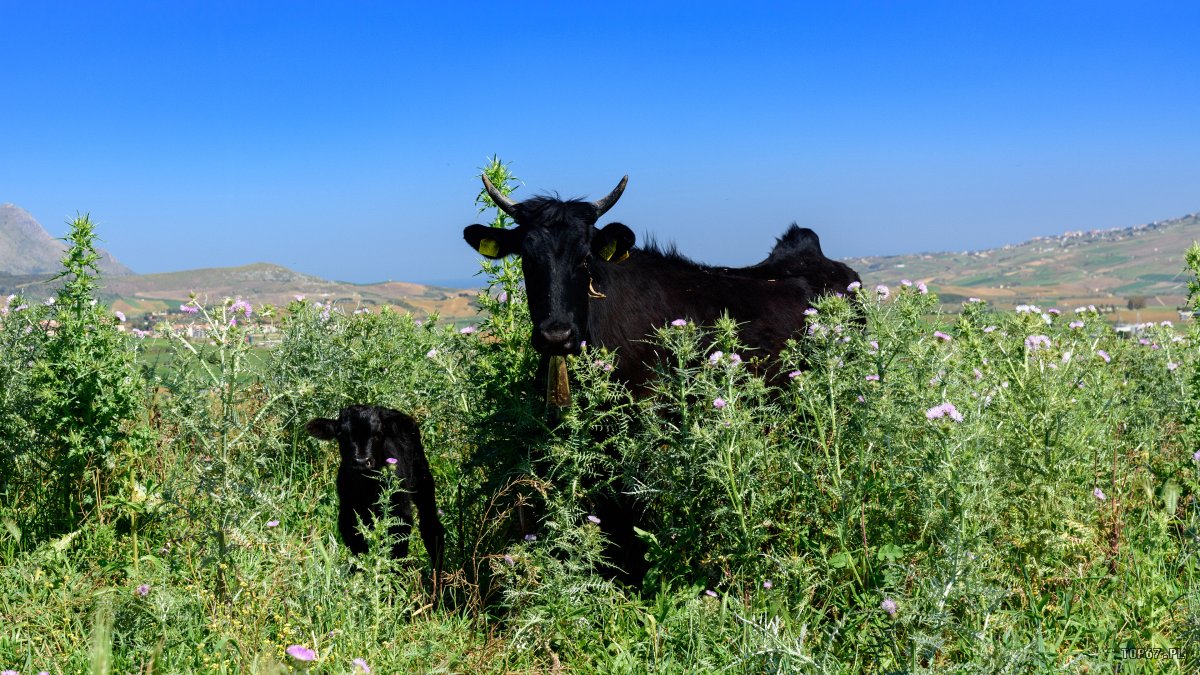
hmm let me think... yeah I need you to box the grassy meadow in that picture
[2,210,1200,673]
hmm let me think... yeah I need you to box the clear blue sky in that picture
[3,1,1198,285]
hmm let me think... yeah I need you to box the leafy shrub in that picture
[0,215,147,549]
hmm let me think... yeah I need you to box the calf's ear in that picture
[305,418,338,440]
[593,222,635,263]
[464,224,521,259]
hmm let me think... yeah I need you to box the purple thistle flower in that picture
[865,374,880,381]
[788,370,802,379]
[916,282,928,294]
[136,583,151,597]
[426,348,438,358]
[762,580,773,589]
[900,279,912,287]
[460,325,477,335]
[1096,349,1111,363]
[114,310,126,322]
[709,351,724,364]
[881,598,897,617]
[869,340,879,352]
[524,533,537,542]
[1093,487,1106,501]
[926,402,963,422]
[286,645,317,662]
[983,325,997,333]
[385,457,398,465]
[180,303,199,314]
[856,395,866,403]
[231,299,252,318]
[704,589,718,598]
[671,318,687,327]
[1192,450,1200,463]
[973,368,983,380]
[966,297,982,304]
[803,308,818,316]
[353,657,371,673]
[1047,308,1061,315]
[267,520,280,528]
[933,331,952,342]
[1069,320,1084,329]
[1168,362,1179,371]
[587,515,601,524]
[713,397,727,409]
[847,281,861,292]
[497,290,508,303]
[294,294,306,301]
[875,284,890,299]
[729,353,742,364]
[503,554,515,566]
[1025,335,1051,351]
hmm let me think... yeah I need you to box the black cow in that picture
[464,175,862,388]
[307,405,445,573]
[463,176,861,585]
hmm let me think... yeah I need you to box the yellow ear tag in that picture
[599,240,617,261]
[614,251,630,263]
[479,238,500,257]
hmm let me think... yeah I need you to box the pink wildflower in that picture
[925,402,963,422]
[286,645,317,662]
[1025,335,1051,351]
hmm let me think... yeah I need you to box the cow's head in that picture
[306,405,413,472]
[464,175,635,355]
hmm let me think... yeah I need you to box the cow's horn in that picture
[482,174,519,217]
[593,175,628,217]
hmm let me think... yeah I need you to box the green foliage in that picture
[2,199,1200,672]
[0,214,147,548]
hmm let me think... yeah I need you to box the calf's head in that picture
[306,405,417,472]
[464,175,635,356]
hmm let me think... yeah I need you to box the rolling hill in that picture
[99,263,481,323]
[3,200,1198,325]
[851,212,1200,321]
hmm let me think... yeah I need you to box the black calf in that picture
[306,405,445,572]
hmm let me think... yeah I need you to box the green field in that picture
[3,217,1200,673]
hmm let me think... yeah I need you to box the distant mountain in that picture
[851,212,1200,319]
[0,203,133,276]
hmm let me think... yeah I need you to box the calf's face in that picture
[306,405,400,472]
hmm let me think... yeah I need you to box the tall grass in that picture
[1,201,1198,672]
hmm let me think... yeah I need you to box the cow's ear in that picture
[593,222,635,263]
[464,224,521,259]
[306,418,338,440]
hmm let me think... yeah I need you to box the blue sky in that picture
[3,1,1198,285]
